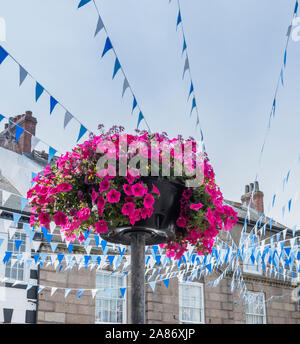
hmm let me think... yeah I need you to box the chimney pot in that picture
[250,183,254,191]
[245,185,250,193]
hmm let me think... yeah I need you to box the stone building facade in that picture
[0,112,299,324]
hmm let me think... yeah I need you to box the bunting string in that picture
[171,0,206,151]
[0,45,91,144]
[243,0,299,231]
[76,0,152,132]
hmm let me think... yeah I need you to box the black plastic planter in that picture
[100,176,185,245]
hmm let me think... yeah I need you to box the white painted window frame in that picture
[179,281,205,324]
[95,270,127,324]
[245,292,266,324]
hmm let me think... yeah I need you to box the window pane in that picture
[179,283,204,324]
[95,272,126,324]
[245,292,266,324]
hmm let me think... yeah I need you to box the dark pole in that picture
[130,232,145,324]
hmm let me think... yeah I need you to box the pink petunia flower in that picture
[99,179,110,192]
[122,202,135,216]
[143,194,155,208]
[107,189,121,203]
[91,188,99,203]
[38,212,51,226]
[132,183,146,197]
[57,183,72,193]
[95,220,108,233]
[176,216,187,228]
[190,202,203,211]
[123,184,133,196]
[53,211,68,226]
[152,184,160,195]
[76,207,90,222]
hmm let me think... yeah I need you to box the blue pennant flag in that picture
[176,10,182,29]
[15,125,24,143]
[152,245,158,257]
[120,288,126,297]
[149,281,156,292]
[101,37,113,57]
[155,255,161,266]
[19,65,28,86]
[272,194,276,207]
[162,279,170,288]
[112,58,121,79]
[188,82,194,101]
[280,68,284,86]
[33,254,40,264]
[68,244,74,253]
[77,124,87,142]
[0,46,8,64]
[132,96,137,113]
[78,0,92,8]
[50,242,58,252]
[57,254,64,265]
[294,0,299,14]
[118,247,125,257]
[13,213,22,227]
[15,240,23,251]
[35,82,44,102]
[108,255,115,265]
[190,97,196,116]
[137,111,144,129]
[101,240,107,253]
[3,251,12,264]
[288,198,292,212]
[206,263,212,273]
[20,197,28,211]
[78,289,84,298]
[94,15,104,37]
[182,37,187,55]
[50,96,58,115]
[272,98,276,117]
[284,49,287,68]
[84,230,91,241]
[94,236,100,247]
[0,114,4,122]
[48,147,57,163]
[84,255,91,269]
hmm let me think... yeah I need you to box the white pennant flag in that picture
[9,226,17,240]
[31,136,40,151]
[91,289,98,298]
[282,228,288,240]
[1,190,10,205]
[31,241,41,252]
[49,222,56,234]
[85,245,92,255]
[50,287,58,296]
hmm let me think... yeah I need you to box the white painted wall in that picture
[0,147,42,322]
[0,146,44,196]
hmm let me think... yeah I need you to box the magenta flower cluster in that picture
[27,128,237,259]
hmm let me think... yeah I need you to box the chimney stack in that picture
[241,181,264,214]
[0,111,37,155]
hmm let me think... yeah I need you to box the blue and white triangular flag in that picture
[101,37,113,57]
[94,15,104,37]
[19,65,28,86]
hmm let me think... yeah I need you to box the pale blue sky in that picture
[0,0,300,230]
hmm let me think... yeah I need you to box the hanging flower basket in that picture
[27,126,237,260]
